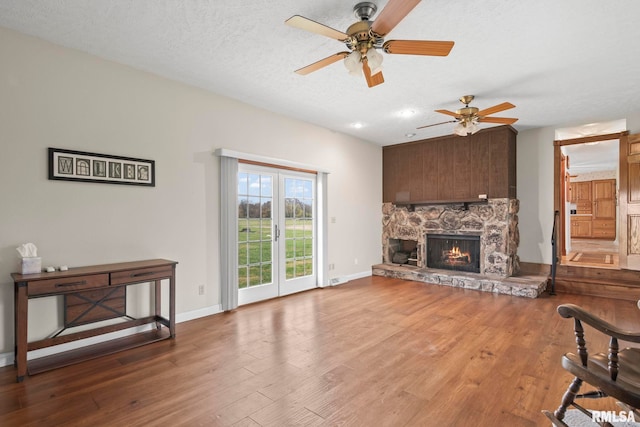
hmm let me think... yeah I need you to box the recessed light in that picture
[398,109,416,118]
[405,132,416,138]
[352,122,364,129]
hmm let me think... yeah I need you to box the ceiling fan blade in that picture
[477,117,519,124]
[285,15,349,41]
[416,120,457,130]
[370,0,421,37]
[362,58,385,88]
[435,109,461,118]
[476,102,515,117]
[383,40,454,56]
[294,52,350,75]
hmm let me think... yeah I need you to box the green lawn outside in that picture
[238,218,313,286]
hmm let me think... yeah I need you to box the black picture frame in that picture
[48,148,155,187]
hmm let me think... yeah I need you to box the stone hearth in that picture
[372,263,547,298]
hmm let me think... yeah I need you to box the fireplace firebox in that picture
[426,234,480,273]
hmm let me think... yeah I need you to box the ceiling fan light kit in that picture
[344,51,363,75]
[454,121,479,136]
[285,0,454,88]
[366,48,383,75]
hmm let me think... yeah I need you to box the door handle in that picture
[274,224,280,242]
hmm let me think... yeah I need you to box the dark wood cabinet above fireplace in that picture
[383,125,517,204]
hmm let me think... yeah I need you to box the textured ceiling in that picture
[1,0,640,146]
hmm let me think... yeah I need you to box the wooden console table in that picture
[11,259,177,382]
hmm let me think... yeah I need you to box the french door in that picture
[237,164,316,305]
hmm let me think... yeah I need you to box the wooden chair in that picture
[543,303,640,426]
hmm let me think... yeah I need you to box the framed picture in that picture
[48,148,155,186]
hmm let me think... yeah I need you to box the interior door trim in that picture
[553,131,627,263]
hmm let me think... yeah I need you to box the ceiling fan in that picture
[417,95,518,136]
[285,0,454,88]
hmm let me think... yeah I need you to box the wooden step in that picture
[551,264,640,301]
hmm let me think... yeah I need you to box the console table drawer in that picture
[111,265,173,285]
[29,274,109,296]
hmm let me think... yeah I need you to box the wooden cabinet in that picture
[382,125,517,203]
[569,183,574,203]
[592,179,616,239]
[592,219,616,239]
[569,179,616,240]
[575,200,592,215]
[571,216,593,238]
[11,259,177,382]
[573,181,592,202]
[593,179,615,199]
[593,179,616,219]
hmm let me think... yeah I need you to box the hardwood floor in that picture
[1,276,639,426]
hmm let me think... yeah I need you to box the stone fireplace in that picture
[374,197,549,298]
[381,198,520,278]
[374,198,547,298]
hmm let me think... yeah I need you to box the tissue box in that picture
[21,257,42,274]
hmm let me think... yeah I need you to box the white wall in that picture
[517,112,640,265]
[0,28,382,355]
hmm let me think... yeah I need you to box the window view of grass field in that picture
[238,173,314,289]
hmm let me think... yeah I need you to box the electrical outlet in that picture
[354,258,358,265]
[329,263,335,270]
[198,285,205,295]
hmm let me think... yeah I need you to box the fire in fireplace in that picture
[426,234,480,273]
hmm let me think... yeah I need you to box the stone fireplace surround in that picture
[373,199,547,298]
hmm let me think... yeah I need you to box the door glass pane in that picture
[284,178,314,280]
[238,173,273,288]
[238,266,248,289]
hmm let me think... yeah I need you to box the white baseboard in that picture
[0,304,224,369]
[328,269,372,286]
[176,304,222,323]
[0,352,14,369]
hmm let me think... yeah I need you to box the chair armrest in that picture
[558,304,640,343]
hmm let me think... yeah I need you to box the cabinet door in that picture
[571,218,592,237]
[593,179,615,199]
[575,182,592,201]
[593,179,616,219]
[594,199,616,219]
[578,220,592,237]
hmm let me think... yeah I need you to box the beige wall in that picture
[0,28,382,357]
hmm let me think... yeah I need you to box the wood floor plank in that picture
[1,275,640,426]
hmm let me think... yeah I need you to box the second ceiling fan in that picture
[285,0,455,88]
[418,95,519,136]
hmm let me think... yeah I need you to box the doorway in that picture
[555,132,623,269]
[562,140,619,268]
[237,163,317,305]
